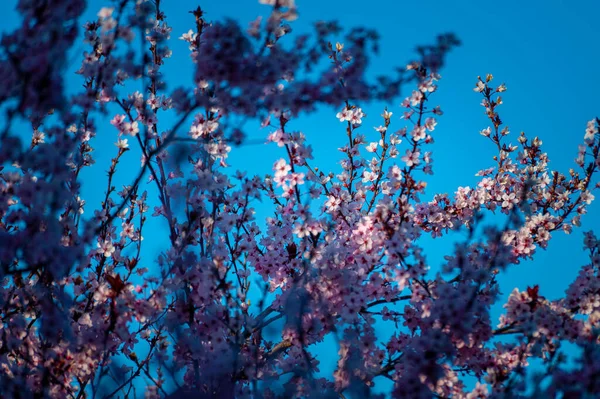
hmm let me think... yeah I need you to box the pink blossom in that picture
[401,149,421,166]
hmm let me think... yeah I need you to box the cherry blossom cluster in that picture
[0,1,598,399]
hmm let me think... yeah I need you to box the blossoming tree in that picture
[0,0,599,398]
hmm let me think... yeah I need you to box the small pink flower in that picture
[97,239,116,257]
[401,149,420,167]
[365,142,378,153]
[123,121,139,136]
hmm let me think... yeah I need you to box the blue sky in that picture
[3,0,600,395]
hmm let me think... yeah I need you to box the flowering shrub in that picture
[0,1,599,398]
